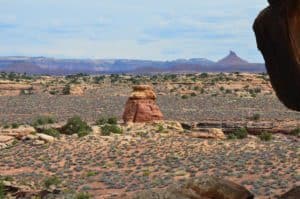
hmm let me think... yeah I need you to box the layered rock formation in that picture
[123,85,163,123]
[253,0,300,110]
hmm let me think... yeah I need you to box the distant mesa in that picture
[217,51,249,66]
[0,51,265,75]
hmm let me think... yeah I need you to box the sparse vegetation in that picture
[44,176,61,189]
[181,95,188,99]
[41,128,60,138]
[250,113,261,121]
[86,171,99,177]
[157,124,164,133]
[228,127,248,139]
[76,192,91,199]
[259,132,273,141]
[62,84,71,95]
[62,116,92,137]
[96,116,118,125]
[11,123,20,129]
[290,128,300,136]
[32,115,56,127]
[0,180,4,199]
[101,124,123,136]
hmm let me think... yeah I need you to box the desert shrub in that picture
[101,124,123,136]
[225,89,232,94]
[250,113,260,121]
[0,180,4,199]
[290,128,300,136]
[157,124,164,133]
[181,95,188,99]
[220,86,225,91]
[32,116,56,126]
[42,128,60,138]
[86,171,98,177]
[49,90,58,95]
[96,117,107,125]
[190,93,197,97]
[44,176,61,188]
[259,132,273,141]
[11,123,20,129]
[227,133,237,140]
[96,117,117,125]
[76,192,91,199]
[107,117,117,125]
[194,86,200,91]
[200,73,209,78]
[3,124,10,129]
[254,87,262,93]
[62,84,71,95]
[228,127,248,139]
[62,116,92,137]
[77,130,90,138]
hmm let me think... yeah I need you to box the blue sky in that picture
[0,0,268,62]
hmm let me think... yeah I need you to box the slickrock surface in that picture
[0,131,299,199]
[123,85,163,123]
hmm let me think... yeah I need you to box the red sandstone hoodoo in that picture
[123,85,164,123]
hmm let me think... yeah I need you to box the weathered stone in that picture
[36,133,55,143]
[253,0,300,110]
[131,176,254,199]
[123,85,163,123]
[189,128,226,140]
[1,126,36,139]
[0,135,15,143]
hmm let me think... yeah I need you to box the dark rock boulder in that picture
[130,176,254,199]
[280,186,300,199]
[253,0,300,110]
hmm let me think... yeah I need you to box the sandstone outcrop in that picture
[123,85,163,123]
[189,128,226,140]
[0,82,34,96]
[253,0,300,110]
[130,175,254,199]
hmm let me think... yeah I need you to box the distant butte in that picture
[217,51,249,66]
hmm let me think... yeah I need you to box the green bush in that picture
[290,128,300,136]
[157,124,164,133]
[107,117,117,125]
[3,124,10,129]
[96,116,118,125]
[62,116,92,137]
[228,127,248,139]
[11,123,20,129]
[62,84,71,95]
[259,132,273,141]
[101,124,123,136]
[181,95,188,99]
[76,192,91,199]
[96,117,107,125]
[250,113,260,121]
[44,176,61,189]
[0,180,4,199]
[227,133,237,140]
[42,128,60,138]
[200,73,209,78]
[32,116,56,126]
